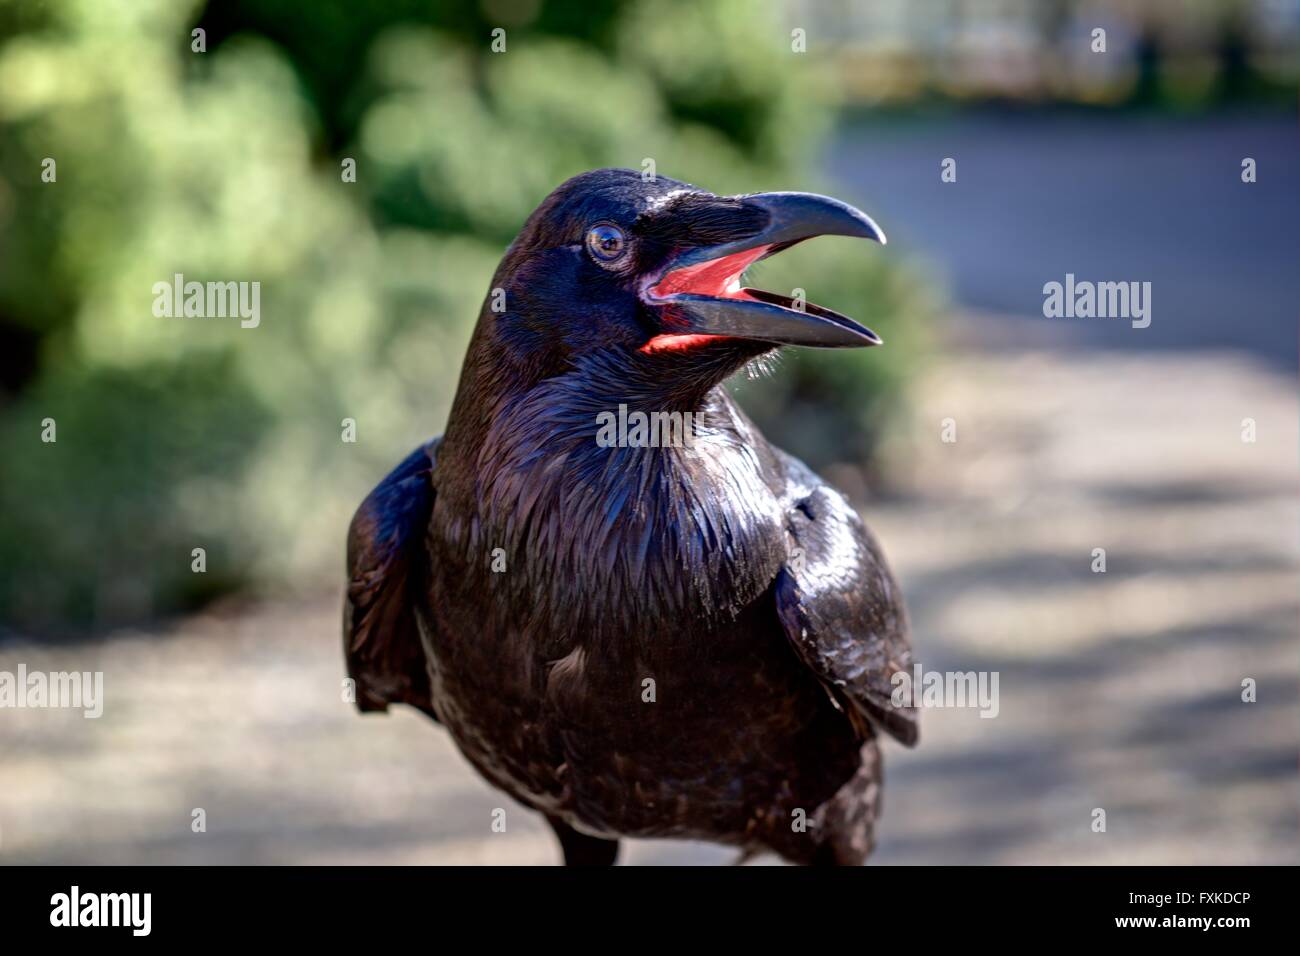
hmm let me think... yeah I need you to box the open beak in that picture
[642,191,886,351]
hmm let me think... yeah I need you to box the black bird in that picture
[344,169,917,865]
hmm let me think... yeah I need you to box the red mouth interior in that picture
[641,245,770,353]
[649,244,770,301]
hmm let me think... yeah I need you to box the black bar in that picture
[0,866,1279,942]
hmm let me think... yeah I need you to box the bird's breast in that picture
[418,560,857,837]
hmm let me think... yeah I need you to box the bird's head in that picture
[476,168,886,390]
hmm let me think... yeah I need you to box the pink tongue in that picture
[640,333,726,353]
[651,245,771,299]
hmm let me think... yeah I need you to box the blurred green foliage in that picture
[0,0,933,632]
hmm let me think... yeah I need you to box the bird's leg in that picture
[545,815,619,866]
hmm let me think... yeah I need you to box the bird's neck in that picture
[436,350,785,634]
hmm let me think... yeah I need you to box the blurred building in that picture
[786,0,1300,105]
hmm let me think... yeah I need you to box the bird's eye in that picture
[586,223,626,263]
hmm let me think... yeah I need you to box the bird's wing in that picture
[344,438,440,720]
[772,453,919,747]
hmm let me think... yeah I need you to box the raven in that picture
[344,169,917,865]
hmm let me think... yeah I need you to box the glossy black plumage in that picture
[344,169,917,865]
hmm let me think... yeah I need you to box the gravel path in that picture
[2,347,1295,864]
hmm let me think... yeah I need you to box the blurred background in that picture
[0,0,1296,863]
